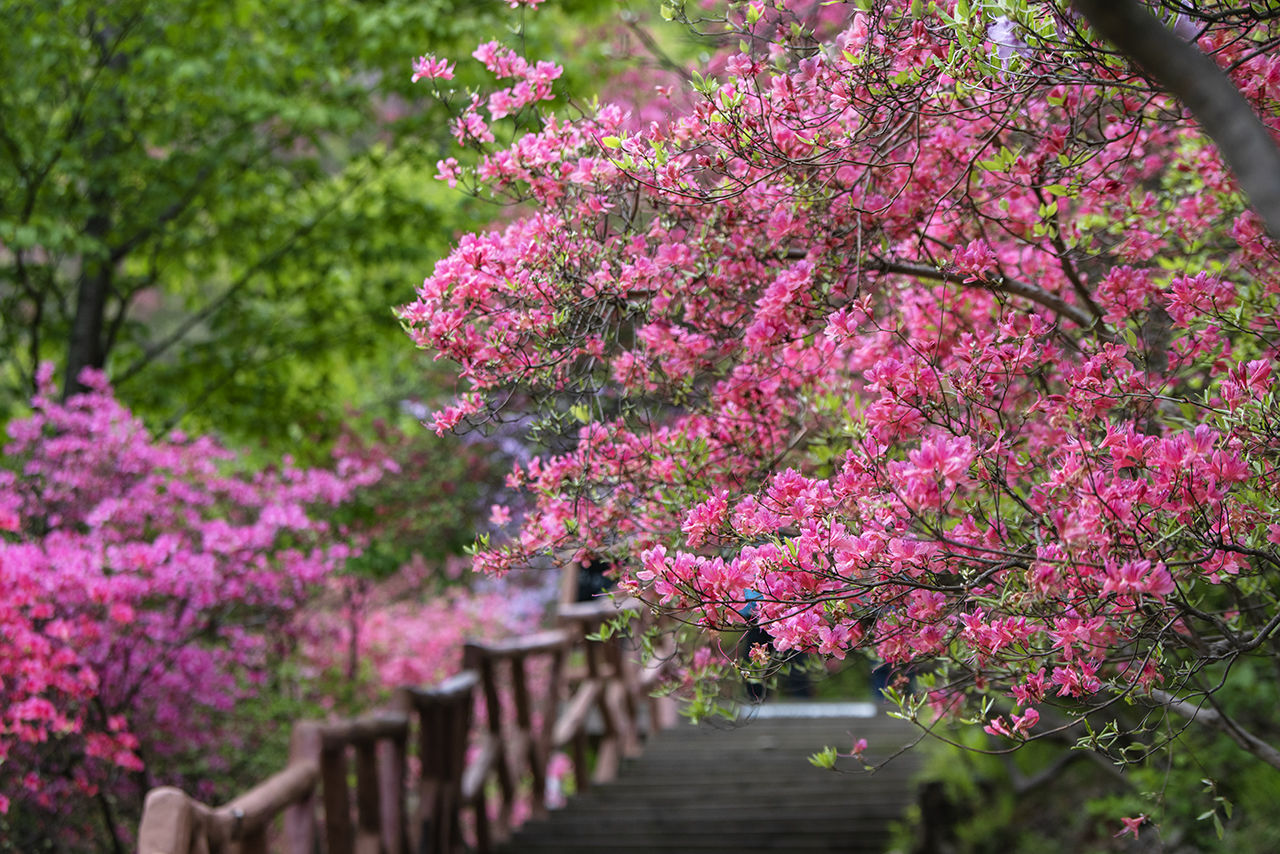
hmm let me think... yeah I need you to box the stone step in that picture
[502,832,894,853]
[518,813,906,834]
[574,779,915,798]
[499,705,918,854]
[556,794,915,812]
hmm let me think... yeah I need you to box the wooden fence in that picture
[135,598,675,854]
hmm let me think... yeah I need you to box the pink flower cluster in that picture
[0,367,385,835]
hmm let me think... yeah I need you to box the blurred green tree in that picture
[0,0,620,450]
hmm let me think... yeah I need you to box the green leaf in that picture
[809,746,838,769]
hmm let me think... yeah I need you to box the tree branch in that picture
[1147,689,1280,771]
[1072,0,1280,238]
[869,257,1099,330]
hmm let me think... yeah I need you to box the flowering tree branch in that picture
[402,3,1280,837]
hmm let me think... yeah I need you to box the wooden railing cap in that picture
[316,711,409,748]
[464,628,570,659]
[557,598,631,622]
[138,787,206,854]
[402,669,479,704]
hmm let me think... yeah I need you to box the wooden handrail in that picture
[552,680,604,749]
[136,599,672,854]
[221,761,320,841]
[137,760,319,854]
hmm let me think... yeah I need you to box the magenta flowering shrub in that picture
[401,0,1280,787]
[296,560,550,705]
[0,366,384,845]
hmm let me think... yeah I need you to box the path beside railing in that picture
[136,597,924,854]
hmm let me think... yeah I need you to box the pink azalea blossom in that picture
[411,54,455,83]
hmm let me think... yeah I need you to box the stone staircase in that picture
[500,702,922,854]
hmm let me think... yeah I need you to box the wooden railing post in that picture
[310,714,410,854]
[137,787,201,854]
[540,639,565,808]
[320,726,354,854]
[555,599,658,786]
[285,721,321,854]
[355,736,381,850]
[353,722,389,854]
[460,630,571,852]
[239,817,269,854]
[463,642,507,851]
[402,671,477,854]
[379,717,410,854]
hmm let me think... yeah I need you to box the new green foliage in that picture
[0,0,621,449]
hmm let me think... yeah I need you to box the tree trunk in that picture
[64,22,126,401]
[64,213,112,399]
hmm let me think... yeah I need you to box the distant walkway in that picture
[500,702,921,854]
